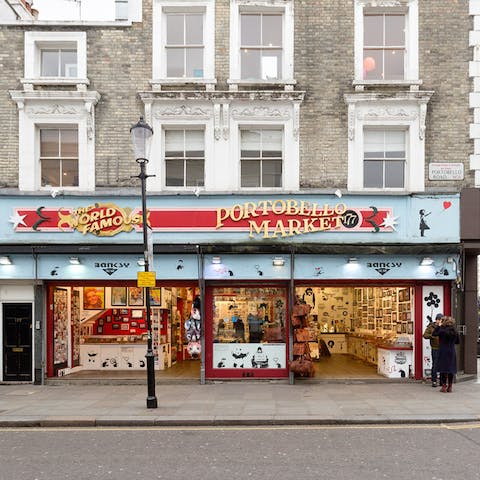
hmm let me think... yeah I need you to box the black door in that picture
[3,303,32,381]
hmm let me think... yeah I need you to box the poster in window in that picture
[111,287,127,306]
[128,287,144,306]
[83,287,105,310]
[149,288,162,306]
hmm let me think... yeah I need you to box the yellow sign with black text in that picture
[137,271,156,287]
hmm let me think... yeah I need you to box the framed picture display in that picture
[98,318,104,326]
[130,322,138,327]
[97,326,103,334]
[131,309,143,319]
[407,322,414,334]
[111,287,127,306]
[121,324,129,331]
[83,287,105,310]
[140,323,146,329]
[149,288,162,306]
[396,323,402,334]
[106,316,112,323]
[112,323,120,330]
[128,287,144,306]
[122,317,129,323]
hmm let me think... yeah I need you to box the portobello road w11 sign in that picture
[9,200,396,238]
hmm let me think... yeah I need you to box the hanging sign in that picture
[137,271,156,287]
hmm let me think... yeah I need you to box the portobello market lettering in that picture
[217,200,355,238]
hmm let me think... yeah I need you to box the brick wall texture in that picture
[0,0,473,190]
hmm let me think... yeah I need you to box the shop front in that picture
[0,193,462,383]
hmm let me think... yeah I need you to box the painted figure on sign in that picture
[419,209,431,237]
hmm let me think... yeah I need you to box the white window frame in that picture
[9,91,100,192]
[345,92,433,193]
[354,0,419,87]
[163,126,206,188]
[152,0,215,86]
[229,0,294,86]
[23,32,88,87]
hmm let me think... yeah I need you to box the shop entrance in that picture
[47,283,200,380]
[3,303,33,381]
[294,285,415,379]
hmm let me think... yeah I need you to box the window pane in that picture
[186,48,204,78]
[60,129,78,157]
[40,129,59,157]
[385,160,404,188]
[115,0,128,20]
[262,15,282,46]
[241,14,261,46]
[262,130,282,153]
[364,160,383,188]
[166,159,184,186]
[363,49,383,80]
[241,49,261,79]
[241,160,261,187]
[41,51,59,76]
[61,159,78,187]
[166,49,184,77]
[261,50,281,79]
[41,160,60,186]
[241,130,261,157]
[384,49,404,80]
[385,15,405,46]
[185,130,204,157]
[165,130,184,157]
[364,15,383,46]
[364,130,385,158]
[60,50,77,77]
[385,130,405,157]
[186,159,205,187]
[167,14,184,45]
[185,14,203,44]
[262,159,282,187]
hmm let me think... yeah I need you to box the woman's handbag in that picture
[290,356,315,377]
[295,328,310,342]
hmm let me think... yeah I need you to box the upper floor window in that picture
[241,13,282,80]
[152,0,215,84]
[115,0,129,21]
[354,0,418,85]
[41,48,77,78]
[363,129,405,188]
[166,13,204,78]
[363,14,405,81]
[241,128,282,188]
[40,127,79,187]
[165,129,205,187]
[24,32,87,85]
[229,0,294,84]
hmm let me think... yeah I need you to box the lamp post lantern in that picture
[131,116,157,409]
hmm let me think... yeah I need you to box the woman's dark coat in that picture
[432,325,460,374]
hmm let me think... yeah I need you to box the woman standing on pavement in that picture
[432,316,460,392]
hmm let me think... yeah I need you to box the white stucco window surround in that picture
[152,0,216,89]
[344,91,433,192]
[146,101,214,191]
[23,32,88,88]
[228,0,295,89]
[354,0,419,89]
[9,90,100,192]
[228,100,301,191]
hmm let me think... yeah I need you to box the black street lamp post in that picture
[131,116,158,409]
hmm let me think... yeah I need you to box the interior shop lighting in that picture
[137,258,146,266]
[347,257,358,264]
[212,256,222,264]
[272,256,285,267]
[420,257,435,266]
[0,256,12,265]
[69,256,81,265]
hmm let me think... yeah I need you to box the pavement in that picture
[0,375,479,427]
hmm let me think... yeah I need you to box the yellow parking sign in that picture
[137,271,156,287]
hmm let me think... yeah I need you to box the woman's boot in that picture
[447,383,452,392]
[440,384,447,393]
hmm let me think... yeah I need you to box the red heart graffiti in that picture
[443,201,452,210]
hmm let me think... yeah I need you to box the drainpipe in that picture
[197,245,206,385]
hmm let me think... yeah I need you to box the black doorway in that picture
[3,303,33,381]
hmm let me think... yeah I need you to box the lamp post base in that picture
[146,349,157,409]
[146,396,158,409]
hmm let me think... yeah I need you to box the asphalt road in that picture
[0,424,479,480]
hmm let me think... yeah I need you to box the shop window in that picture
[363,128,405,189]
[40,127,79,188]
[240,128,283,188]
[354,0,419,86]
[164,128,205,187]
[212,287,287,370]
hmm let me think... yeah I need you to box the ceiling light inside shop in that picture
[0,256,12,265]
[420,257,435,266]
[347,257,358,264]
[69,257,81,265]
[137,258,146,266]
[212,256,222,264]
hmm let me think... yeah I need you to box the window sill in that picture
[151,78,217,91]
[228,79,297,91]
[353,79,423,91]
[21,78,90,90]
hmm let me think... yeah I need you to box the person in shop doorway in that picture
[423,313,442,387]
[432,316,460,393]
